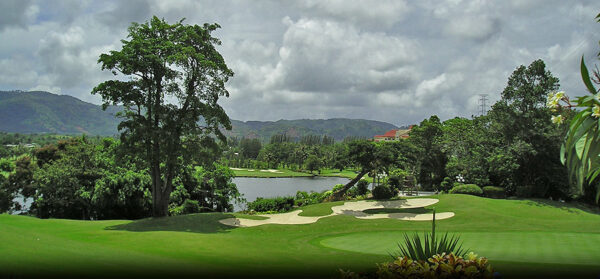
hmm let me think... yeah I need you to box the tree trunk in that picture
[152,190,169,217]
[329,169,369,201]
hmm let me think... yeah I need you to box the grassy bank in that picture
[1,195,599,278]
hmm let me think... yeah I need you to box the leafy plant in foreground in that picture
[548,13,600,202]
[392,209,467,261]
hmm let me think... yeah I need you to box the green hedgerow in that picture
[449,184,483,196]
[482,186,505,198]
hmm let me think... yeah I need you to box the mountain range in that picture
[0,90,399,141]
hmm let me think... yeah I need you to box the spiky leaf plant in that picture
[393,209,468,261]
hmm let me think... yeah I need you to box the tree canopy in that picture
[92,16,233,217]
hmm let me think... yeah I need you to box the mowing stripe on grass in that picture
[319,231,600,266]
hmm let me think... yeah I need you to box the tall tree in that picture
[92,17,233,217]
[409,115,447,190]
[487,59,567,197]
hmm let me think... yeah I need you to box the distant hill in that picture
[226,119,399,142]
[0,90,120,135]
[0,90,399,141]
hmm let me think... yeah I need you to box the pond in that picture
[233,176,349,211]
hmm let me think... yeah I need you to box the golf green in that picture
[1,194,600,278]
[320,231,600,266]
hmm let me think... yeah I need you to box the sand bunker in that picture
[219,198,454,227]
[259,169,284,173]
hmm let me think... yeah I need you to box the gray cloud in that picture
[0,0,33,31]
[1,0,599,126]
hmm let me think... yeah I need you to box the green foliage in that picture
[481,186,506,199]
[247,196,295,212]
[356,180,370,195]
[562,56,600,202]
[92,168,152,219]
[295,190,327,206]
[440,177,453,192]
[409,115,447,190]
[305,154,322,173]
[449,184,483,196]
[169,199,202,216]
[0,175,17,213]
[32,138,102,219]
[370,253,494,279]
[486,59,567,198]
[387,175,402,191]
[372,184,395,200]
[92,16,233,217]
[482,186,505,198]
[239,138,261,159]
[0,158,14,173]
[173,164,242,213]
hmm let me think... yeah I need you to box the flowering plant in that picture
[550,13,600,202]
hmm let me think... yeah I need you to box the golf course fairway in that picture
[1,194,599,278]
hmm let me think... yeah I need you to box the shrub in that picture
[332,183,345,192]
[247,196,294,212]
[483,186,505,198]
[393,209,467,261]
[449,184,483,196]
[387,175,402,191]
[374,253,494,279]
[372,184,395,199]
[356,180,370,195]
[169,199,202,215]
[295,190,326,206]
[340,210,493,279]
[440,177,453,192]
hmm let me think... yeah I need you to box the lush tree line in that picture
[408,59,575,199]
[0,137,242,219]
[221,59,590,202]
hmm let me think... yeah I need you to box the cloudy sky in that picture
[0,0,599,126]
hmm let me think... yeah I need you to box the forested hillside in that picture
[0,90,120,135]
[0,91,400,140]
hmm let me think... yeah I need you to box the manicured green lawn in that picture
[1,195,599,278]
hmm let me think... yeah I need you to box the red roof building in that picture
[373,126,412,142]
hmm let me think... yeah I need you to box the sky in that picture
[0,0,599,126]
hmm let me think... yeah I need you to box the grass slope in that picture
[1,195,599,278]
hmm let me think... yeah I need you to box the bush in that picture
[483,186,505,198]
[332,183,345,192]
[449,184,483,196]
[356,180,370,195]
[440,177,453,192]
[387,175,402,191]
[374,253,494,279]
[372,184,395,199]
[247,196,294,212]
[169,199,203,216]
[295,190,327,206]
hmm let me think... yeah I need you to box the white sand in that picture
[219,198,454,227]
[259,169,284,173]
